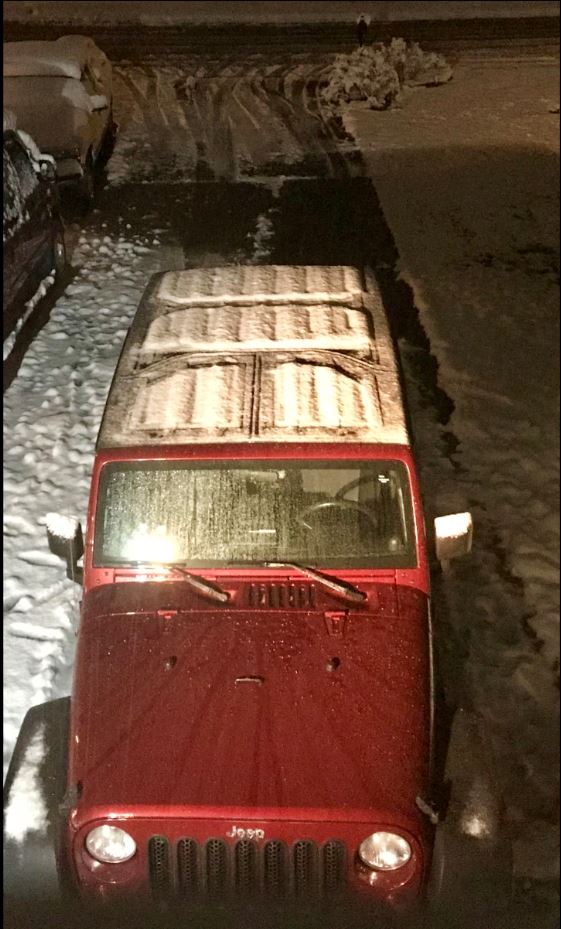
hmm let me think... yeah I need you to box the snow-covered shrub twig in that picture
[321,39,452,111]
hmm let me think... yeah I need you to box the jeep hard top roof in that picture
[96,265,409,449]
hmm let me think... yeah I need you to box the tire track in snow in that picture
[117,66,193,179]
[282,63,341,175]
[111,54,362,185]
[250,66,332,177]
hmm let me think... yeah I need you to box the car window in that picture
[3,136,39,209]
[3,140,34,242]
[82,64,99,96]
[94,459,418,570]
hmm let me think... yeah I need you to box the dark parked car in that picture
[3,119,66,344]
[3,37,116,211]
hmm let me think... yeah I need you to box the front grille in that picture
[248,583,316,609]
[148,835,172,899]
[147,837,346,899]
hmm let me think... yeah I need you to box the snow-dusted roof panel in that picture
[127,359,252,438]
[141,303,373,355]
[96,266,410,449]
[154,265,365,306]
[259,356,381,436]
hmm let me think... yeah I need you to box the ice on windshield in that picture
[94,460,417,570]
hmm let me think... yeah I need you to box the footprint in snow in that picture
[16,551,63,568]
[3,514,36,536]
[9,622,66,642]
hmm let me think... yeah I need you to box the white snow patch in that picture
[434,511,473,540]
[9,622,66,642]
[4,225,162,780]
[16,128,56,166]
[45,512,80,542]
[3,273,56,361]
[250,212,275,263]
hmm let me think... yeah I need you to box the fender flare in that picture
[427,708,513,921]
[3,697,71,903]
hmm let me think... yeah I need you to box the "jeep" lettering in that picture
[226,825,265,841]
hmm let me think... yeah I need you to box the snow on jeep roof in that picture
[97,266,409,449]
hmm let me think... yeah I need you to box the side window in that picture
[4,146,25,241]
[4,137,38,203]
[91,62,104,85]
[82,65,98,96]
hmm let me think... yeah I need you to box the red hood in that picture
[71,580,431,824]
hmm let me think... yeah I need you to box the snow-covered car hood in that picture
[4,37,112,95]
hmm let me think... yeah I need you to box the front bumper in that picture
[55,157,83,181]
[69,815,425,908]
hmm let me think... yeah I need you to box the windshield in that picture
[4,76,91,113]
[94,459,417,570]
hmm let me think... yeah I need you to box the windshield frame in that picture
[92,453,419,572]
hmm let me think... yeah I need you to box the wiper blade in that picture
[264,561,366,605]
[146,563,229,604]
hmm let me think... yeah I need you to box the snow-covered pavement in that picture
[3,224,180,774]
[346,57,559,886]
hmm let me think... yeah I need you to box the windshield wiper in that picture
[144,563,230,604]
[264,561,366,605]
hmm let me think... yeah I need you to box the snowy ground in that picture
[3,32,559,922]
[345,57,559,886]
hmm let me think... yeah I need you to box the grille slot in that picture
[249,583,316,609]
[294,839,318,895]
[148,836,171,899]
[323,840,347,893]
[177,837,199,896]
[235,839,258,893]
[206,838,228,893]
[264,840,288,895]
[148,837,346,898]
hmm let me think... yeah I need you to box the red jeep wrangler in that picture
[4,266,510,920]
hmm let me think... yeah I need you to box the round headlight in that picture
[358,832,412,871]
[86,825,137,863]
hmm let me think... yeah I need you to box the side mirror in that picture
[90,94,109,111]
[46,513,84,584]
[38,158,56,181]
[434,512,473,563]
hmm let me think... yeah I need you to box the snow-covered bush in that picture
[321,39,452,111]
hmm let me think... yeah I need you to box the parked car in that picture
[3,111,66,343]
[3,36,116,210]
[4,266,511,921]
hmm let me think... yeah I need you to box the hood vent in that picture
[248,583,316,609]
